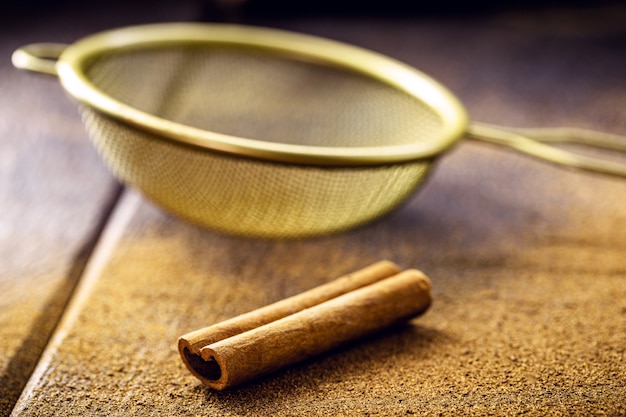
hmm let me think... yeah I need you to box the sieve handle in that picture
[11,43,68,76]
[467,122,626,178]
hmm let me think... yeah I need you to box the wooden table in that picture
[2,2,625,415]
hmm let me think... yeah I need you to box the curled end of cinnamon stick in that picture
[178,339,228,389]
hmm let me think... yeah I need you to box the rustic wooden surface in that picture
[0,15,117,417]
[0,2,200,414]
[2,2,626,416]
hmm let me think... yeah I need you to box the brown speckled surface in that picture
[3,2,626,416]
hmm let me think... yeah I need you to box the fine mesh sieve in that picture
[12,23,626,238]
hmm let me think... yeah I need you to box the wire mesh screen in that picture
[79,45,441,237]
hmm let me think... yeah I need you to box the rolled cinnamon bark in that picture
[179,261,400,353]
[178,263,431,390]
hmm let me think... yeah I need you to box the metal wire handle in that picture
[468,123,626,178]
[11,43,67,76]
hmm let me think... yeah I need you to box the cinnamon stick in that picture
[179,261,400,353]
[178,262,432,390]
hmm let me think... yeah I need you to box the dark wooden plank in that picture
[10,4,626,416]
[0,2,201,414]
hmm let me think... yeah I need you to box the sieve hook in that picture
[467,122,626,178]
[11,43,68,76]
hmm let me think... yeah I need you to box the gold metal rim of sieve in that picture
[51,22,468,166]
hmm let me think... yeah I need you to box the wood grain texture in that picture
[0,22,118,417]
[6,3,626,416]
[0,2,201,415]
